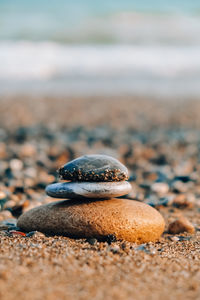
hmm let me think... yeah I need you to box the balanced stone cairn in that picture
[17,155,165,243]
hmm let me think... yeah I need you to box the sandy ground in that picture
[0,96,200,300]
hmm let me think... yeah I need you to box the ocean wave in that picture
[1,1,200,96]
[0,41,200,97]
[0,41,200,80]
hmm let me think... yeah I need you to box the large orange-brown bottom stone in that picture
[17,198,165,243]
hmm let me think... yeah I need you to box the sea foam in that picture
[0,41,200,97]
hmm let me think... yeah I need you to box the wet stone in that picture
[58,154,129,182]
[46,181,132,200]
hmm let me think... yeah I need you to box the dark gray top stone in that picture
[58,154,129,182]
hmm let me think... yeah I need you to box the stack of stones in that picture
[18,155,165,243]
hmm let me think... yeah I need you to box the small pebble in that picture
[174,175,192,183]
[10,159,23,171]
[169,236,180,242]
[86,238,97,245]
[25,231,36,237]
[0,210,14,221]
[151,182,169,195]
[2,219,17,226]
[136,244,151,254]
[168,217,195,234]
[177,236,192,241]
[0,191,7,200]
[172,194,194,209]
[20,144,36,157]
[148,197,170,208]
[9,230,26,237]
[110,245,120,254]
[0,225,9,231]
[0,191,7,210]
[104,234,117,244]
[30,231,46,238]
[172,181,188,193]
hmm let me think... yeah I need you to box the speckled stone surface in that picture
[58,155,129,182]
[17,199,165,243]
[45,181,132,199]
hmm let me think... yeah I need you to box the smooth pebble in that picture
[46,181,132,199]
[58,154,129,182]
[17,199,165,243]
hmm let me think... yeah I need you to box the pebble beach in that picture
[0,96,200,299]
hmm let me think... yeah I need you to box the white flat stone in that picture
[46,181,132,200]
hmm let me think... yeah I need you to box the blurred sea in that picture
[1,0,200,97]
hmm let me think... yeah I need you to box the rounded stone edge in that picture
[17,199,165,244]
[58,155,129,182]
[45,181,132,199]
